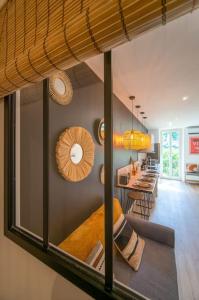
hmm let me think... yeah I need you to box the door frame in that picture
[160,128,182,180]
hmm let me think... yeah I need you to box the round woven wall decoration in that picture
[56,127,95,182]
[49,71,73,105]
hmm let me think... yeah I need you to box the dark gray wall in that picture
[20,63,147,245]
[147,143,160,162]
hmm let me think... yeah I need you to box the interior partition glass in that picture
[10,52,149,298]
[112,49,148,299]
[48,58,106,275]
[15,83,43,240]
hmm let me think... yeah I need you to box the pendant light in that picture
[142,116,152,149]
[135,105,146,150]
[139,112,147,149]
[123,96,142,150]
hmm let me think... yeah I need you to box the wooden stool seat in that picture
[128,191,152,220]
[128,191,145,201]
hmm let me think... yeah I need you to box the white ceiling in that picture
[86,10,199,130]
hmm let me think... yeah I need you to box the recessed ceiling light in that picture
[182,96,189,101]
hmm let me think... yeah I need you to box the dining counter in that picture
[116,165,159,218]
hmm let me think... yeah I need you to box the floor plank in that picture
[148,179,199,300]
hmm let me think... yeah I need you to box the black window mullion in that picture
[104,50,113,291]
[4,93,16,232]
[43,79,49,250]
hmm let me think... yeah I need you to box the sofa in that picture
[59,199,179,300]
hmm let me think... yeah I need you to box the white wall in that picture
[0,100,92,300]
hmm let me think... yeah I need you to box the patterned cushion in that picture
[113,214,145,271]
[86,241,105,273]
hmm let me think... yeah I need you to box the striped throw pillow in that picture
[113,214,145,271]
[86,241,105,273]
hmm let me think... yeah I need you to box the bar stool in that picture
[128,191,151,219]
[128,191,144,214]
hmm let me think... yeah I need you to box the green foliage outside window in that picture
[162,130,180,178]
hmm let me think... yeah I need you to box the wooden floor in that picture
[147,179,199,300]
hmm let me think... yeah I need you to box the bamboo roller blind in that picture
[0,0,198,97]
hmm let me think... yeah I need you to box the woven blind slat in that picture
[0,0,198,96]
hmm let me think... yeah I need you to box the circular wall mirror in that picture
[70,143,83,164]
[56,127,95,182]
[54,78,66,95]
[100,165,104,184]
[49,71,73,105]
[97,119,105,145]
[100,123,105,139]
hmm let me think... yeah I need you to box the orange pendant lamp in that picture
[123,96,143,151]
[135,105,147,150]
[142,116,152,149]
[145,134,152,149]
[113,133,124,148]
[140,132,147,149]
[123,130,143,150]
[137,112,146,150]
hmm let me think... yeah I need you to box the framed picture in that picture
[189,136,199,154]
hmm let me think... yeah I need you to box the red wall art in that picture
[190,136,199,154]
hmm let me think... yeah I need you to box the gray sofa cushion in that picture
[126,215,175,248]
[114,237,179,300]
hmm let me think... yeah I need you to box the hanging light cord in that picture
[135,105,142,132]
[132,100,134,131]
[131,98,134,158]
[137,106,140,131]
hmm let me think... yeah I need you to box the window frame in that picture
[4,52,146,300]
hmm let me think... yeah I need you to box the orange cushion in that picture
[58,198,122,261]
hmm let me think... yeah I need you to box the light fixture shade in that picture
[139,132,147,149]
[113,133,123,148]
[143,134,152,149]
[147,134,152,149]
[123,130,143,150]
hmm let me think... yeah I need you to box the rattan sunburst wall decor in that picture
[49,71,73,105]
[56,127,95,182]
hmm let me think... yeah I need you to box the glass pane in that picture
[171,131,180,178]
[112,50,150,298]
[162,131,170,177]
[15,83,43,240]
[48,58,105,276]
